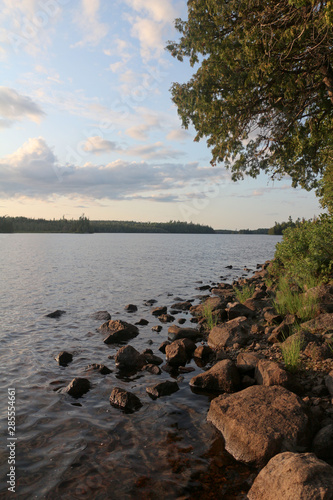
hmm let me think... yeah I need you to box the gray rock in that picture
[146,380,179,398]
[207,385,312,467]
[64,377,90,398]
[247,452,333,500]
[110,387,142,412]
[190,359,240,392]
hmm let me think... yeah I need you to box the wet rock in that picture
[158,314,175,323]
[151,306,167,316]
[144,299,157,306]
[171,301,192,311]
[195,284,211,291]
[135,318,149,326]
[110,387,142,412]
[55,351,73,366]
[255,359,290,388]
[142,350,163,366]
[165,341,188,366]
[208,317,250,349]
[227,302,256,320]
[124,304,137,312]
[115,345,145,369]
[179,366,195,374]
[91,311,111,321]
[86,363,112,375]
[64,378,90,398]
[177,318,186,325]
[190,359,240,393]
[146,380,179,398]
[236,352,259,373]
[168,326,203,342]
[158,341,170,354]
[142,364,162,375]
[100,319,139,344]
[207,385,312,467]
[46,309,66,318]
[312,424,333,460]
[194,345,214,359]
[152,325,162,333]
[247,452,333,500]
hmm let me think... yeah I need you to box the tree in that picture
[318,162,333,213]
[166,0,333,190]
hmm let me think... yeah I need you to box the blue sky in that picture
[0,0,322,229]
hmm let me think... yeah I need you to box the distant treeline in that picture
[0,216,215,234]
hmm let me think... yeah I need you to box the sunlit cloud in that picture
[72,0,108,48]
[0,87,45,126]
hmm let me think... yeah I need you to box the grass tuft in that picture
[280,333,303,373]
[233,283,255,303]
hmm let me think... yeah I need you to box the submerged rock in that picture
[110,387,142,412]
[64,378,90,398]
[99,319,139,344]
[146,380,179,399]
[46,309,66,318]
[86,363,112,375]
[55,351,73,366]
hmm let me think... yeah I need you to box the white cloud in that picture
[0,137,228,201]
[167,129,191,142]
[83,136,120,154]
[72,0,108,48]
[0,87,45,126]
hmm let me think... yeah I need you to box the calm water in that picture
[0,233,280,499]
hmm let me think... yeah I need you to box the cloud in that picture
[0,137,229,202]
[83,136,121,154]
[124,0,178,62]
[167,129,192,142]
[72,0,108,48]
[0,87,45,126]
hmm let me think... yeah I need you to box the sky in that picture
[0,0,322,230]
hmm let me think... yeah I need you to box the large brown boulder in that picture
[99,319,139,344]
[207,385,312,467]
[165,341,188,366]
[301,313,333,334]
[115,345,145,369]
[247,452,333,500]
[190,296,226,316]
[64,378,90,398]
[208,317,250,348]
[190,359,240,392]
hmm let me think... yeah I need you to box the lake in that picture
[0,233,281,499]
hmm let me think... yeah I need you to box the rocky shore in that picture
[55,261,333,499]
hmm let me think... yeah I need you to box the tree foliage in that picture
[167,0,333,190]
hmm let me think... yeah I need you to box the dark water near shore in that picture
[0,233,281,499]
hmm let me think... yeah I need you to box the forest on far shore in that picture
[0,215,299,235]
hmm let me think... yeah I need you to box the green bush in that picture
[273,214,333,286]
[273,277,319,322]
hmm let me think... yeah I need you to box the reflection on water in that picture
[0,234,279,498]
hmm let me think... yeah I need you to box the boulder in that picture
[158,341,170,354]
[312,424,333,460]
[268,315,296,343]
[158,314,175,323]
[99,319,139,344]
[300,313,333,334]
[141,350,163,366]
[194,345,214,359]
[151,306,167,316]
[247,452,333,500]
[110,387,142,412]
[142,364,162,375]
[86,363,112,375]
[146,380,179,398]
[190,359,240,392]
[177,318,186,325]
[227,302,256,320]
[91,311,111,321]
[207,385,312,467]
[208,317,250,348]
[55,351,73,366]
[115,345,145,369]
[264,308,283,325]
[190,296,226,316]
[255,359,290,388]
[64,378,90,398]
